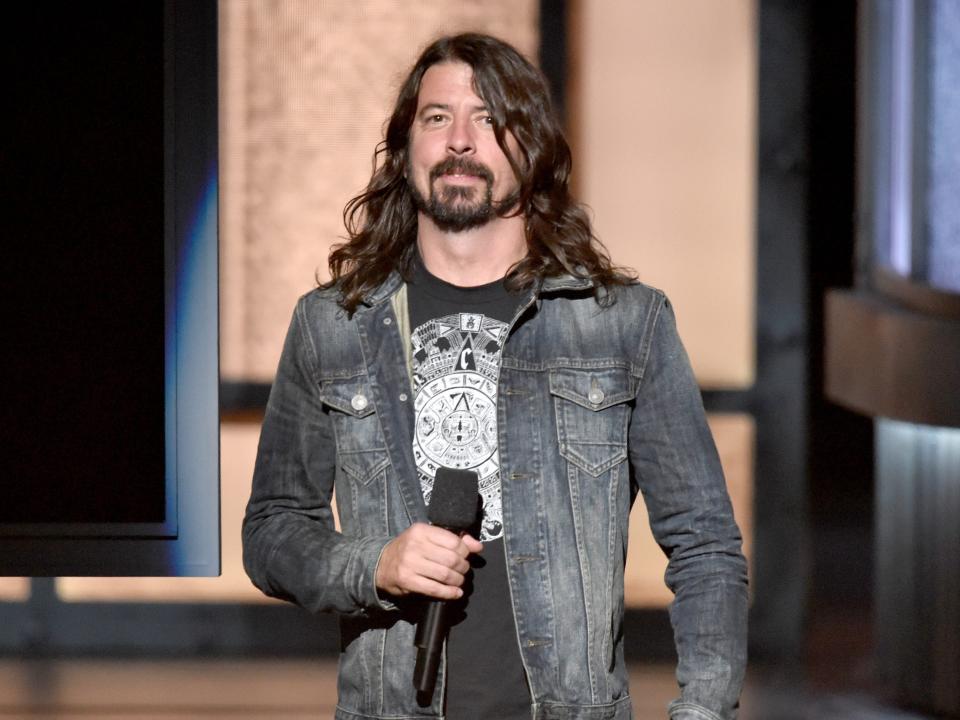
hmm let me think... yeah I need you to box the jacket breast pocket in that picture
[549,366,636,477]
[319,376,390,534]
[319,376,390,478]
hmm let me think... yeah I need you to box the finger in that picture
[412,551,469,580]
[411,577,464,601]
[424,561,467,588]
[390,562,464,598]
[461,534,484,554]
[412,535,472,569]
[419,525,463,549]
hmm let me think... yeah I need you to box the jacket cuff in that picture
[352,536,397,612]
[668,700,724,720]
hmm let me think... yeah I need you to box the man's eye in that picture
[427,114,445,123]
[479,115,494,126]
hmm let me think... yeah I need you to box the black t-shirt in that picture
[407,254,529,719]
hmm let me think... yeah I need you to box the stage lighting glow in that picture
[165,166,220,574]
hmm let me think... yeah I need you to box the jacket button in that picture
[588,388,605,405]
[351,393,369,411]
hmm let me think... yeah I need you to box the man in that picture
[243,33,747,720]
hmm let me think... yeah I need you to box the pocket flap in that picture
[548,366,635,411]
[340,449,391,485]
[319,377,377,418]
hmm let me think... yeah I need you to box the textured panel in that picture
[625,413,754,608]
[571,0,757,388]
[220,0,539,381]
[875,419,960,715]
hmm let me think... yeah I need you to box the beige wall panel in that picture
[572,1,756,389]
[0,579,29,601]
[220,0,539,381]
[625,413,754,607]
[59,422,274,602]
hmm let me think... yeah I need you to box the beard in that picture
[407,156,498,232]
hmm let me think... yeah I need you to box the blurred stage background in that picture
[2,1,958,718]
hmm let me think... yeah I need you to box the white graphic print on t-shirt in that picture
[411,312,507,542]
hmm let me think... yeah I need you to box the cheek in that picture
[486,141,519,182]
[406,148,427,182]
[494,158,520,191]
[411,145,441,180]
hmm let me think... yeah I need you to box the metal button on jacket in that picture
[588,387,605,405]
[351,393,369,412]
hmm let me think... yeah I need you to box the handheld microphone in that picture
[413,467,479,696]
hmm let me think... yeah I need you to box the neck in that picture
[416,213,527,287]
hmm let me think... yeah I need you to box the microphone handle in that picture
[412,522,466,696]
[413,599,447,694]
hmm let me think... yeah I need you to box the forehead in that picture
[416,61,483,109]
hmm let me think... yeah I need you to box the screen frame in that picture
[0,0,219,575]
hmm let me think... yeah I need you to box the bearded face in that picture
[406,155,496,232]
[405,62,522,234]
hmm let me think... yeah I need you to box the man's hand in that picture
[375,522,483,600]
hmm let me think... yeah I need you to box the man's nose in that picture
[446,116,475,155]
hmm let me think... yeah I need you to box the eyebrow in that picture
[418,103,489,115]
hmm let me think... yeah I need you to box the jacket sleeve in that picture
[241,298,394,616]
[627,294,749,720]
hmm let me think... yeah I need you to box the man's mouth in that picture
[430,159,493,184]
[441,170,480,182]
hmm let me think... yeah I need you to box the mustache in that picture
[429,157,494,184]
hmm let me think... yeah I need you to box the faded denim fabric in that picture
[243,271,748,720]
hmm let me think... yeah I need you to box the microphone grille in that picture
[428,468,479,530]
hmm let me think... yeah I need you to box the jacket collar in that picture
[361,271,405,307]
[539,273,594,293]
[359,269,594,307]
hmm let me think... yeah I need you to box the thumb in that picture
[461,534,484,553]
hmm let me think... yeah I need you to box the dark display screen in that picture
[1,6,166,524]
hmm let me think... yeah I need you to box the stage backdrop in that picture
[62,0,755,610]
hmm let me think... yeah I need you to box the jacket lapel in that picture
[354,290,427,525]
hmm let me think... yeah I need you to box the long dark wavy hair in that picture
[327,33,633,313]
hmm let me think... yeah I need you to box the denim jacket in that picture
[243,271,748,720]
